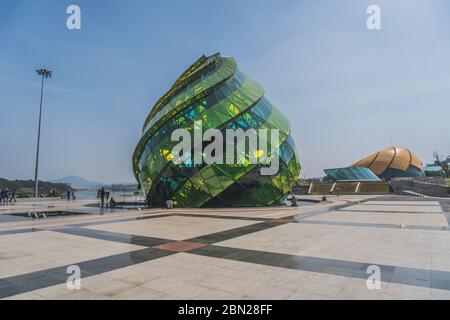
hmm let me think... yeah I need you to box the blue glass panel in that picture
[324,167,381,181]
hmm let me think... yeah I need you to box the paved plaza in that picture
[0,195,449,300]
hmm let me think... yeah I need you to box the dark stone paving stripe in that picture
[293,207,333,220]
[54,227,173,247]
[370,195,439,202]
[360,203,442,207]
[0,206,350,239]
[295,219,449,231]
[69,211,267,229]
[173,213,270,222]
[0,214,29,223]
[187,221,288,245]
[0,228,43,236]
[189,245,450,291]
[337,209,443,215]
[70,213,172,228]
[292,200,372,221]
[0,248,175,299]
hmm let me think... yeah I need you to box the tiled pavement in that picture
[0,195,450,300]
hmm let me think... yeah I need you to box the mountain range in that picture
[51,175,102,188]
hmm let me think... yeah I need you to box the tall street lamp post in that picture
[34,68,53,198]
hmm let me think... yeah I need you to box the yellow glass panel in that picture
[160,149,174,161]
[227,103,240,116]
[254,150,265,158]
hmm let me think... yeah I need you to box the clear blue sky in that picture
[1,0,449,183]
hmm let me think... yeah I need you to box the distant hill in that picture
[52,175,102,188]
[0,177,71,198]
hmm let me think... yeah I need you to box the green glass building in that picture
[133,53,301,207]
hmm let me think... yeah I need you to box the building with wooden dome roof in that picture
[350,146,423,180]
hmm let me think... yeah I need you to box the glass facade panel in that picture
[324,167,381,181]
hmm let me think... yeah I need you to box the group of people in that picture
[97,187,113,207]
[0,187,17,205]
[66,190,77,200]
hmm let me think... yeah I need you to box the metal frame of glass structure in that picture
[133,53,301,207]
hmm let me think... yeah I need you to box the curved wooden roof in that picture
[351,146,423,175]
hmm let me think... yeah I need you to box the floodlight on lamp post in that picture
[34,68,53,198]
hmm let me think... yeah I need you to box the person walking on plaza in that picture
[1,188,6,205]
[10,188,17,203]
[5,188,9,204]
[3,188,9,205]
[66,190,71,201]
[109,197,117,208]
[100,187,106,207]
[105,189,110,204]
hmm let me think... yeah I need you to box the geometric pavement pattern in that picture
[1,195,450,299]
